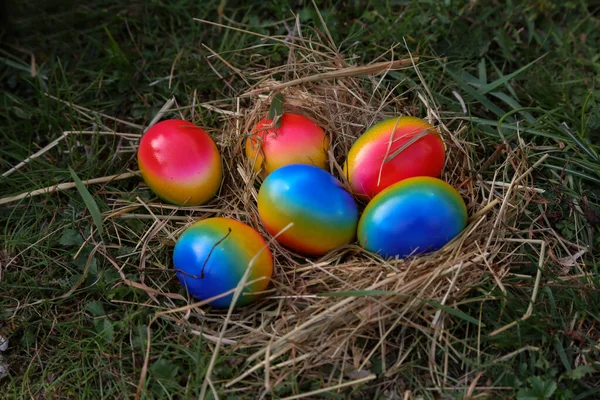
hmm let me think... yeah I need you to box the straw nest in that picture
[125,20,546,398]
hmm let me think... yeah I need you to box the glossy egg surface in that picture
[258,164,359,256]
[173,217,273,308]
[358,177,467,259]
[344,116,445,200]
[246,113,329,178]
[138,119,222,206]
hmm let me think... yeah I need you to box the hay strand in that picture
[241,58,419,97]
[0,171,139,205]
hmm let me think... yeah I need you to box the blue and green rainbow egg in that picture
[173,218,273,308]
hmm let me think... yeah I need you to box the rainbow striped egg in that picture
[246,113,330,178]
[358,177,467,259]
[344,116,445,200]
[173,218,273,308]
[138,119,222,206]
[258,164,359,256]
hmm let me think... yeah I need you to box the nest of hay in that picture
[122,20,545,397]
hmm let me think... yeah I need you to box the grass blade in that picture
[545,155,600,178]
[103,25,129,66]
[446,66,508,119]
[559,123,599,161]
[478,58,487,84]
[486,56,519,99]
[553,337,571,372]
[456,116,558,140]
[576,388,600,400]
[419,299,485,327]
[580,90,594,138]
[489,92,536,123]
[458,68,484,88]
[544,164,600,185]
[68,167,104,237]
[477,54,546,95]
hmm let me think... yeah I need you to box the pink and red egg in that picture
[357,177,467,259]
[344,116,445,200]
[173,218,273,308]
[246,113,330,178]
[138,119,222,206]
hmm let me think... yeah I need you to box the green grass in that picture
[1,0,599,399]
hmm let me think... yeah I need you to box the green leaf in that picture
[563,365,596,380]
[102,268,121,285]
[86,301,105,316]
[486,56,520,99]
[12,106,31,119]
[543,287,557,317]
[544,164,600,185]
[73,247,98,269]
[1,57,33,74]
[267,92,284,128]
[535,354,551,370]
[132,324,148,349]
[20,330,36,348]
[150,359,179,380]
[575,387,600,400]
[457,116,567,140]
[116,246,136,257]
[525,16,535,44]
[517,376,558,399]
[529,376,557,398]
[94,318,114,342]
[516,389,542,400]
[68,167,104,237]
[59,229,83,247]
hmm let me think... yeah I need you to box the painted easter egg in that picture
[173,217,273,308]
[344,116,445,200]
[138,119,222,206]
[245,113,330,178]
[357,177,467,259]
[257,164,359,256]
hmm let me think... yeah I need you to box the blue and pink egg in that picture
[173,218,273,308]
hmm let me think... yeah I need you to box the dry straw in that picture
[131,18,548,397]
[2,14,550,399]
[133,17,550,397]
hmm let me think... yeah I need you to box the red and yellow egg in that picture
[137,119,222,206]
[343,116,446,200]
[245,113,330,178]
